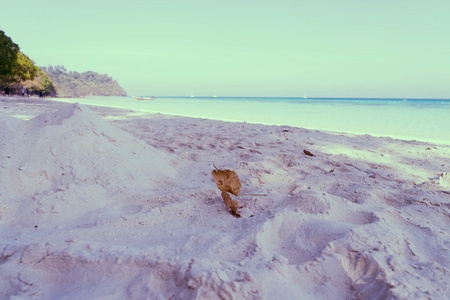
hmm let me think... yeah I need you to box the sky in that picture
[2,0,449,98]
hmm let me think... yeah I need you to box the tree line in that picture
[42,65,127,97]
[1,30,126,97]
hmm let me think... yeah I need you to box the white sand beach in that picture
[0,98,449,299]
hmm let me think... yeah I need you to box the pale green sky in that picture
[2,0,449,98]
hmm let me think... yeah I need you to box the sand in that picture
[0,98,449,299]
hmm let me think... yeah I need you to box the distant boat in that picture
[132,96,155,100]
[190,92,195,98]
[303,92,307,99]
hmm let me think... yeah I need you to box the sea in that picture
[50,96,450,145]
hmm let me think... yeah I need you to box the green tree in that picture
[24,68,57,96]
[0,30,20,88]
[15,52,39,82]
[0,30,39,90]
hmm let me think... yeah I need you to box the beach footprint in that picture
[254,211,359,265]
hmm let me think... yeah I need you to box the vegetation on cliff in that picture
[41,66,127,97]
[1,29,126,97]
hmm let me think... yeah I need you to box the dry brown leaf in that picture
[211,168,241,196]
[221,192,240,217]
[303,150,314,156]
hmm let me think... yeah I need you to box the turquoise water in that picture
[51,96,450,145]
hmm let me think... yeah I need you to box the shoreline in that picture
[1,98,449,299]
[1,96,447,146]
[39,96,450,146]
